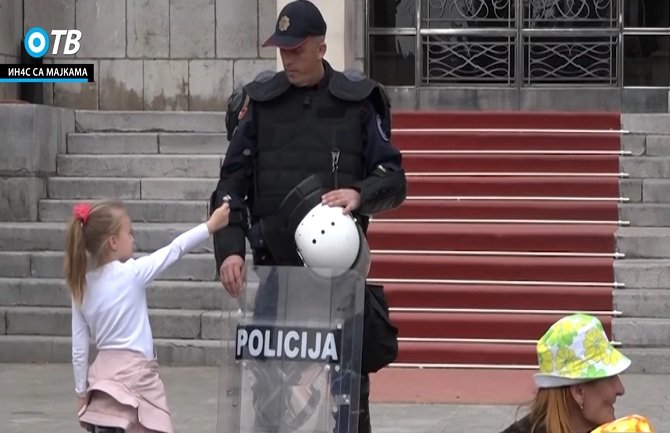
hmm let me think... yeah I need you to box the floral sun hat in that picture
[533,313,631,388]
[590,414,654,433]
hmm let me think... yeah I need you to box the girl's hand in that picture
[77,395,86,410]
[207,202,230,233]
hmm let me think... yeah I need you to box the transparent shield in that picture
[217,265,365,433]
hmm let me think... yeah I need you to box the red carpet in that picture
[370,368,537,404]
[380,200,619,221]
[394,131,620,151]
[368,111,621,396]
[401,154,620,173]
[405,176,621,196]
[391,111,620,129]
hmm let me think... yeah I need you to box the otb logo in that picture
[24,27,82,58]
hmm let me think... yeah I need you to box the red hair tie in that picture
[73,203,92,224]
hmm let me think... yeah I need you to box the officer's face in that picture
[280,37,327,86]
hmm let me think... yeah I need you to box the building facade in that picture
[368,0,670,111]
[0,0,668,112]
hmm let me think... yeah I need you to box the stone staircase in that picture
[614,114,670,373]
[1,108,670,373]
[374,111,623,367]
[0,110,242,365]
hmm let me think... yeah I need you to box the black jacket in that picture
[211,61,407,269]
[500,416,547,433]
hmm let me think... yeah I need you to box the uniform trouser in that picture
[332,372,370,433]
[251,268,370,433]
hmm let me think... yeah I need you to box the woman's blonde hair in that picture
[64,199,126,305]
[527,387,578,433]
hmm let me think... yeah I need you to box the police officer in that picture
[211,1,407,432]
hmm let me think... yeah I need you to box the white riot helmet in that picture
[280,175,371,278]
[295,203,361,277]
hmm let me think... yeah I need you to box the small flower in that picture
[583,327,609,361]
[544,320,578,348]
[584,364,607,378]
[538,346,554,373]
[601,348,623,366]
[554,347,578,374]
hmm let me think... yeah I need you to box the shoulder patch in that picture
[376,114,389,142]
[238,95,250,120]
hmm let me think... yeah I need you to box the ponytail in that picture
[63,200,126,306]
[65,218,88,305]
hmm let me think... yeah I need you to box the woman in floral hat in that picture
[499,313,632,433]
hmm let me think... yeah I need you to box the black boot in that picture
[357,374,371,433]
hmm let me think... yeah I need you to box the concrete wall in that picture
[0,104,74,221]
[0,0,23,101]
[0,0,365,111]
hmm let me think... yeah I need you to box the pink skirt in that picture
[78,349,173,433]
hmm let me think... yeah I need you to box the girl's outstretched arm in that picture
[130,203,230,285]
[130,223,211,286]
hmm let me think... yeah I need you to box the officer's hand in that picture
[220,254,246,297]
[321,188,361,214]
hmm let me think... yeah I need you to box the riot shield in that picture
[217,265,365,433]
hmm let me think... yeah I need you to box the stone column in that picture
[275,0,356,72]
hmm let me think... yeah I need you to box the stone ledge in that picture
[0,335,233,367]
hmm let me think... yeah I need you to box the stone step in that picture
[0,222,213,252]
[0,277,257,311]
[2,334,670,372]
[613,318,670,347]
[0,306,233,340]
[622,114,670,134]
[616,228,670,258]
[0,335,227,366]
[48,177,142,199]
[75,110,227,133]
[621,134,645,156]
[619,203,670,226]
[40,199,209,223]
[621,157,670,178]
[641,179,670,203]
[47,177,217,200]
[67,132,228,155]
[56,154,222,178]
[614,289,670,318]
[645,135,670,156]
[614,259,670,290]
[620,347,670,374]
[0,251,256,281]
[620,179,641,203]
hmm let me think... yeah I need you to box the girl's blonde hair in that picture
[527,387,578,433]
[64,199,126,305]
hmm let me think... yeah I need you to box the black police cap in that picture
[262,0,327,50]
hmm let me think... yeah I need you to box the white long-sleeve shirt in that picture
[71,223,210,396]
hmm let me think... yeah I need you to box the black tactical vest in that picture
[249,75,366,218]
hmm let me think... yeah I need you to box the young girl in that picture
[64,198,230,433]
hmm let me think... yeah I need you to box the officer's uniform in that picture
[211,2,407,433]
